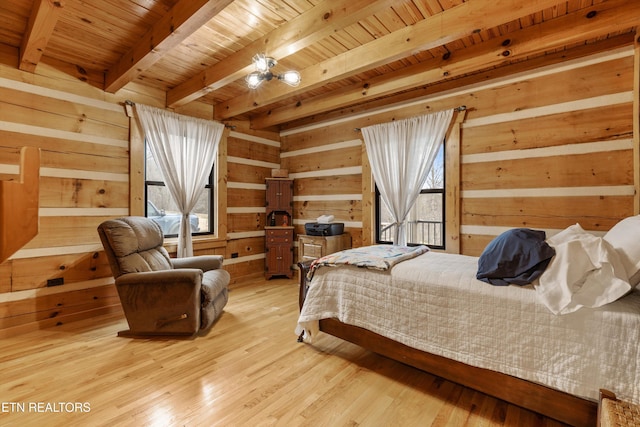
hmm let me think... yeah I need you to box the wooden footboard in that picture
[297,261,597,427]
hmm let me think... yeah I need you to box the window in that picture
[144,142,214,237]
[376,144,445,249]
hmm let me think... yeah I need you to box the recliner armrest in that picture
[171,255,224,272]
[115,268,203,287]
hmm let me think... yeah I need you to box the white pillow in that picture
[547,223,590,247]
[603,215,640,287]
[537,222,632,314]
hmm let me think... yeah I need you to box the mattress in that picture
[296,251,640,404]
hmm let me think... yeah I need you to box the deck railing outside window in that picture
[380,220,443,247]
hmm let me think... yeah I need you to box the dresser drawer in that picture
[301,242,323,258]
[298,234,351,262]
[266,228,293,244]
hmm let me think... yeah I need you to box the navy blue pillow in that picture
[476,228,555,286]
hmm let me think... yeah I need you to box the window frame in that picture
[143,141,215,238]
[374,143,446,250]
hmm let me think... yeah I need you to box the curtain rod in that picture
[353,105,466,132]
[124,100,235,129]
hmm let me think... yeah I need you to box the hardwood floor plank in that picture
[0,277,570,426]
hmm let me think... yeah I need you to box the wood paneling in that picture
[0,264,11,293]
[462,104,633,155]
[226,126,281,280]
[294,175,361,196]
[225,236,265,259]
[227,136,279,164]
[11,252,111,291]
[445,111,465,254]
[0,284,119,329]
[464,55,634,124]
[39,177,129,208]
[0,145,128,174]
[281,126,362,151]
[223,258,265,284]
[227,212,264,234]
[0,47,133,333]
[281,145,361,173]
[227,163,270,185]
[294,200,362,223]
[0,87,129,139]
[227,188,264,209]
[22,216,112,249]
[462,150,633,190]
[0,131,128,162]
[462,196,632,232]
[281,134,365,244]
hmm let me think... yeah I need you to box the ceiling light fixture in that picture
[245,53,301,89]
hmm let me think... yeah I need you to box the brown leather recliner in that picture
[98,216,230,336]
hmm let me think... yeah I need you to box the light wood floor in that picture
[0,276,569,427]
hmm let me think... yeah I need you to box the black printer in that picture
[304,222,344,236]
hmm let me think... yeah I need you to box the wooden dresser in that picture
[264,178,294,279]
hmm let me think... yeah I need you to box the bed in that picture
[296,217,640,427]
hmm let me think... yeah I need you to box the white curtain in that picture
[362,109,454,245]
[136,104,225,257]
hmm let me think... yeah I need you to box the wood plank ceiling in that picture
[0,0,637,129]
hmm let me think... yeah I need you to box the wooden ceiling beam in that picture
[19,0,64,73]
[252,0,640,129]
[104,0,233,94]
[215,0,564,120]
[166,0,396,108]
[281,34,634,132]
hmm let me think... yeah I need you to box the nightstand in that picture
[298,234,351,263]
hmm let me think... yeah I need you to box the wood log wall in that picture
[0,50,129,336]
[281,36,639,259]
[222,122,280,282]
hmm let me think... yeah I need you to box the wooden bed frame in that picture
[297,261,597,427]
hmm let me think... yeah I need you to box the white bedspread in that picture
[296,251,640,404]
